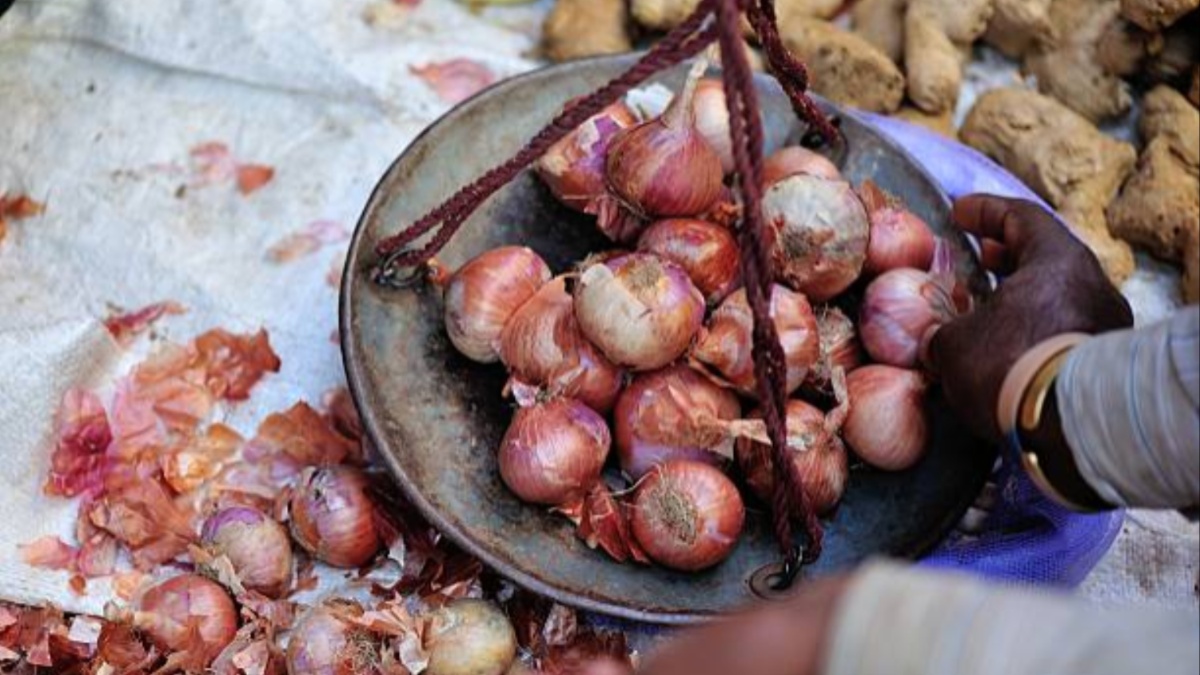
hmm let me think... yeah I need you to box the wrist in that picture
[997,334,1113,512]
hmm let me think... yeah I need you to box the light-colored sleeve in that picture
[823,562,1200,675]
[1056,306,1200,509]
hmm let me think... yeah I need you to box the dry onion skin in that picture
[630,460,745,571]
[761,174,870,302]
[441,246,552,363]
[691,284,821,397]
[535,101,639,213]
[200,506,293,598]
[574,253,705,371]
[133,574,238,668]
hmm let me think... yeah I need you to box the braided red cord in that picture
[372,1,720,280]
[747,0,839,143]
[715,0,822,571]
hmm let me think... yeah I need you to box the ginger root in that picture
[852,0,908,63]
[630,0,841,31]
[1119,0,1199,30]
[1024,0,1132,123]
[1191,66,1200,107]
[904,0,994,114]
[543,0,633,63]
[777,18,906,113]
[961,88,1136,283]
[893,106,957,138]
[1108,86,1200,302]
[983,0,1056,58]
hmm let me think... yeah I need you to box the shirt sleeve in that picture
[823,562,1200,675]
[1056,306,1200,509]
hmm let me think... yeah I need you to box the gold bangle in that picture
[997,334,1091,511]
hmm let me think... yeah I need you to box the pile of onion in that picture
[535,101,639,213]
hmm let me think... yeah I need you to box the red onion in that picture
[630,460,745,571]
[859,267,955,368]
[691,284,820,397]
[499,277,624,413]
[498,398,610,506]
[200,506,293,598]
[427,599,518,675]
[693,78,734,174]
[133,575,237,667]
[804,307,863,395]
[761,174,869,302]
[574,253,705,371]
[439,246,552,363]
[761,146,841,187]
[859,180,936,275]
[535,101,638,212]
[286,605,376,675]
[600,60,723,240]
[289,466,381,568]
[843,365,930,470]
[613,365,742,480]
[636,218,741,305]
[734,400,849,515]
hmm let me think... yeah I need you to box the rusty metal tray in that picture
[340,54,994,625]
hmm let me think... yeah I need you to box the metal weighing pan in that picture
[341,54,994,625]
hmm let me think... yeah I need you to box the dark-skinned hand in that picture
[927,194,1133,441]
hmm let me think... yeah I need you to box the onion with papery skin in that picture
[859,180,936,275]
[691,284,820,397]
[844,365,929,470]
[761,146,841,187]
[439,246,552,363]
[426,599,517,675]
[289,466,381,568]
[498,398,610,506]
[499,277,624,413]
[630,460,745,571]
[133,574,238,667]
[693,78,734,174]
[735,400,849,515]
[200,506,293,598]
[287,605,376,675]
[574,253,705,371]
[614,365,742,480]
[600,61,723,241]
[859,268,956,368]
[804,307,863,395]
[636,218,741,305]
[535,102,638,213]
[761,174,869,302]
